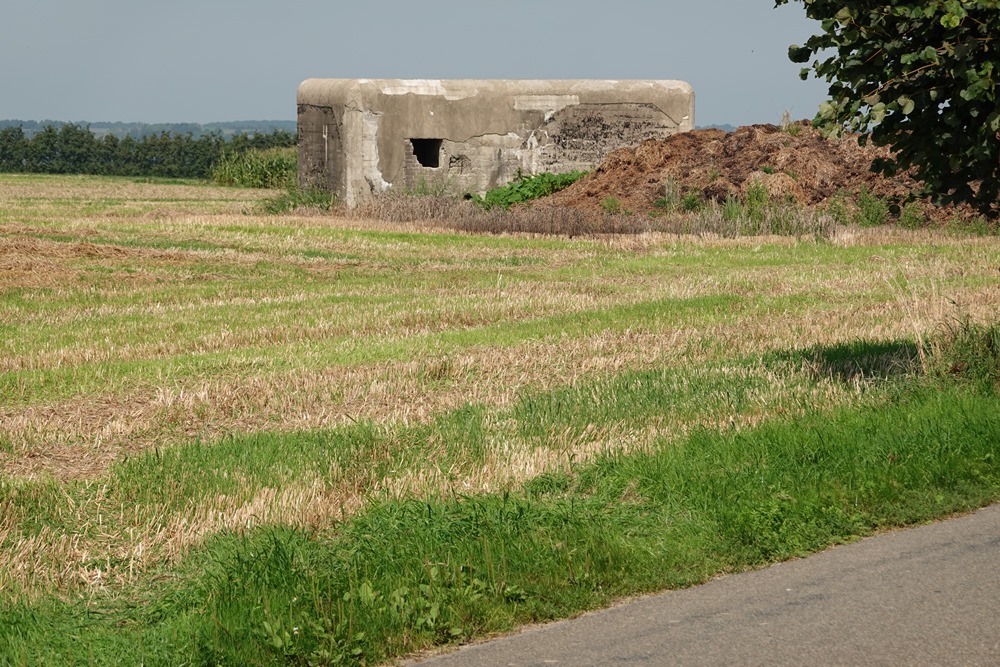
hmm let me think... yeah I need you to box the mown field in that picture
[1,173,999,665]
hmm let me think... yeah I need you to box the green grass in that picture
[1,350,851,555]
[1,290,865,407]
[7,229,885,406]
[2,368,997,664]
[3,174,1000,665]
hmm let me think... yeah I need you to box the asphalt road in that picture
[409,504,1000,666]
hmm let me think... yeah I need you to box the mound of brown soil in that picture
[541,122,969,223]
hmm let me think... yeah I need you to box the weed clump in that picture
[468,171,587,210]
[600,196,622,214]
[681,189,704,213]
[898,201,927,229]
[743,182,770,223]
[780,113,804,138]
[653,181,682,212]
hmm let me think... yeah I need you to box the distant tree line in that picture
[0,119,297,140]
[0,123,296,179]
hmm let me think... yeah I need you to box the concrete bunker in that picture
[297,79,695,206]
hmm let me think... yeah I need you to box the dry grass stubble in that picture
[3,175,1000,598]
[2,248,998,482]
[0,357,864,598]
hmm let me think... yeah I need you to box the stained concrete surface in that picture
[297,79,694,205]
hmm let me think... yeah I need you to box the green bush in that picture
[856,188,888,227]
[825,192,852,226]
[469,171,587,210]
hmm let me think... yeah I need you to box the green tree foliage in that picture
[0,127,27,172]
[0,124,296,179]
[0,119,297,140]
[777,0,1000,216]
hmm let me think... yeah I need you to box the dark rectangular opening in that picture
[410,138,442,168]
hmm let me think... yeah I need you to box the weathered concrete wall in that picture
[297,79,695,206]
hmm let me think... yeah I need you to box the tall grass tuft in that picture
[924,318,1000,390]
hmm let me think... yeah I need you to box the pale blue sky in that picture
[0,1,828,127]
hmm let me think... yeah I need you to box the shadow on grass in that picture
[772,339,921,384]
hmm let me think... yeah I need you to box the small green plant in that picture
[856,187,888,227]
[469,170,587,210]
[653,181,682,212]
[722,194,743,223]
[681,190,703,213]
[761,165,776,175]
[898,201,926,229]
[708,168,721,182]
[744,182,770,223]
[780,110,803,137]
[826,192,852,226]
[600,196,623,214]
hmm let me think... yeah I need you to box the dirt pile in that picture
[541,122,970,223]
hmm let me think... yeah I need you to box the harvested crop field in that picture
[1,169,999,665]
